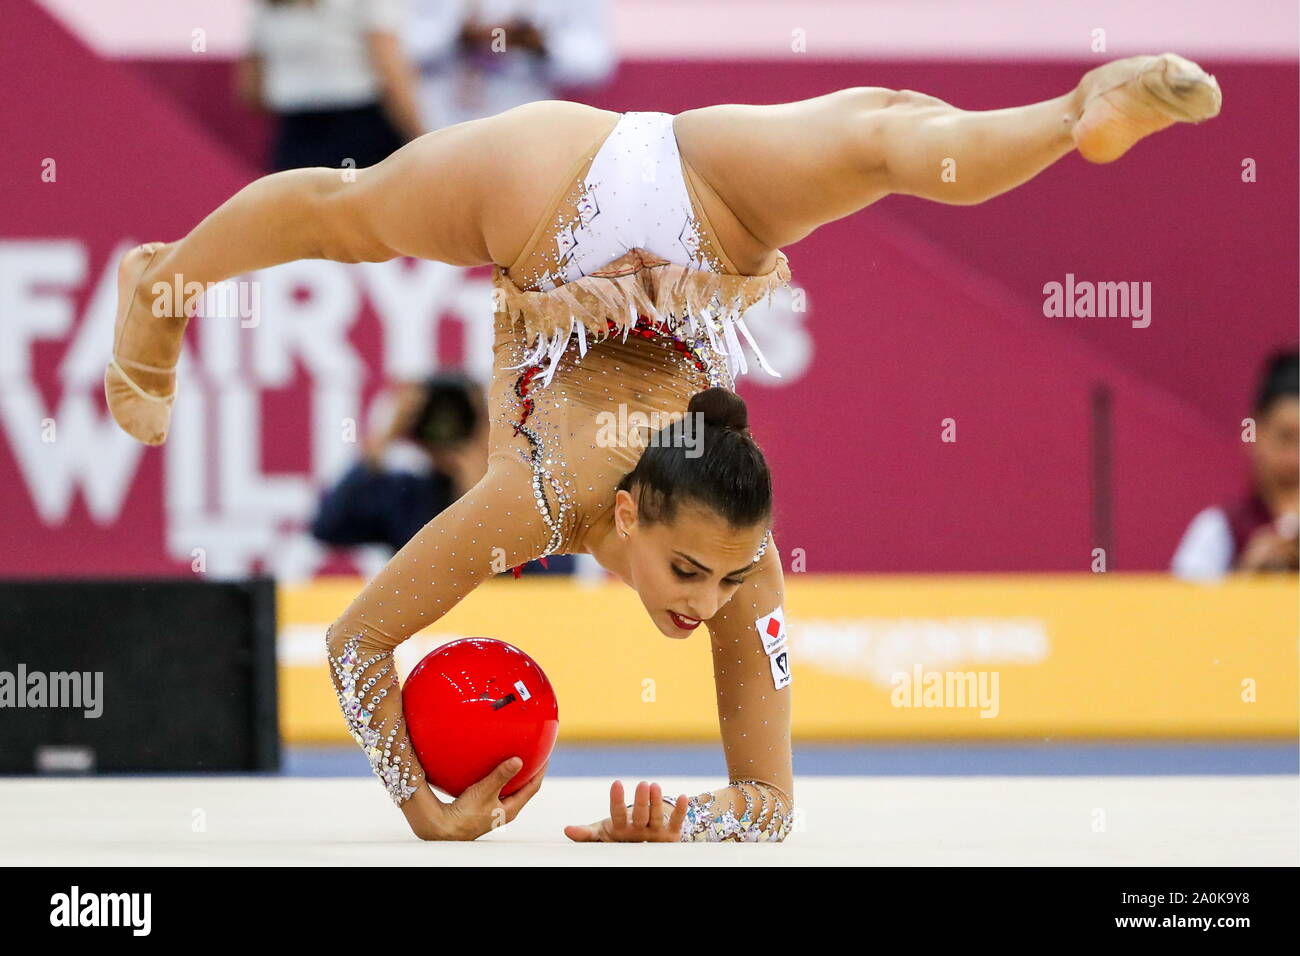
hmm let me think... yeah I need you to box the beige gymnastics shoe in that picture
[104,242,182,446]
[1073,53,1222,164]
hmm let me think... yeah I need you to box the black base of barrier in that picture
[0,577,278,773]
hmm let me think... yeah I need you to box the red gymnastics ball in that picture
[402,638,559,798]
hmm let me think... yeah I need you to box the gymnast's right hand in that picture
[401,757,546,841]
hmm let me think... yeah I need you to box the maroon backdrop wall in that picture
[2,0,1295,577]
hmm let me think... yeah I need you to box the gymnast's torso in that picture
[480,109,793,560]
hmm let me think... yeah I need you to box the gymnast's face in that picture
[615,494,767,639]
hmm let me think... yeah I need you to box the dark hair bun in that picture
[618,386,771,528]
[688,387,749,435]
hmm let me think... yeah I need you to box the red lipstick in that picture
[668,610,702,631]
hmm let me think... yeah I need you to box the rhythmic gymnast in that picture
[106,54,1221,842]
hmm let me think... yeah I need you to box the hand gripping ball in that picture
[402,638,559,798]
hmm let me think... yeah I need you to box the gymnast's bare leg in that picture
[107,53,1219,444]
[672,52,1220,263]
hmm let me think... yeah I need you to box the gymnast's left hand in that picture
[564,780,689,842]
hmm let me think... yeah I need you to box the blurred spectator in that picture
[406,0,615,129]
[1172,351,1299,579]
[311,374,574,574]
[239,0,424,171]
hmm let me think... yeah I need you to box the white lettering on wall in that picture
[0,239,810,578]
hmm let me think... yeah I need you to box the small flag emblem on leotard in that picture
[755,606,786,655]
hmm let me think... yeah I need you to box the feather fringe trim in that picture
[493,249,792,388]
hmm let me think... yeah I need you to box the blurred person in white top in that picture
[1172,351,1299,581]
[239,0,425,171]
[405,0,615,130]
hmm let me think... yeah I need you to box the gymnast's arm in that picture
[324,452,552,840]
[680,542,795,841]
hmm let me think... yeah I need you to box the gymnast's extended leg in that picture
[105,101,616,443]
[674,53,1222,251]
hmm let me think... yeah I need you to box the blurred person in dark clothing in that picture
[239,0,425,171]
[312,374,574,574]
[1173,350,1299,579]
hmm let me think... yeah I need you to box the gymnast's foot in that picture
[104,242,183,446]
[1073,53,1222,163]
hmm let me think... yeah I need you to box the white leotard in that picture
[494,110,790,390]
[543,111,719,288]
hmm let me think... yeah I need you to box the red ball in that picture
[402,638,559,798]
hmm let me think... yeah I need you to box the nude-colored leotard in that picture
[327,112,797,841]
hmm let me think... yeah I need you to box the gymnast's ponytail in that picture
[616,387,772,528]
